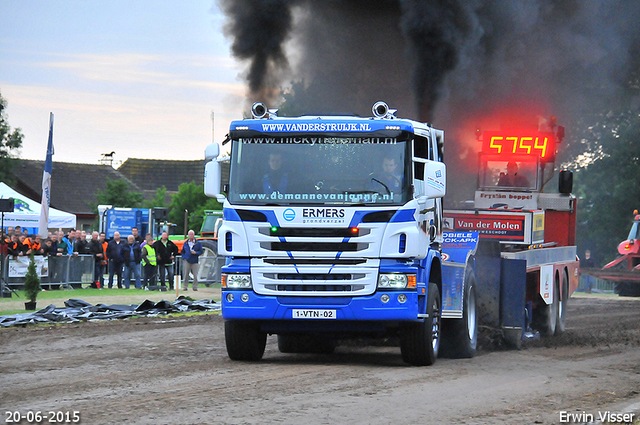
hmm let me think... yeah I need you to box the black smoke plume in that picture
[217,0,640,201]
[398,0,479,121]
[218,0,640,118]
[218,0,294,101]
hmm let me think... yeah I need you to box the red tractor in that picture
[583,209,640,296]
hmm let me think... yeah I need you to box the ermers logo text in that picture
[303,208,345,218]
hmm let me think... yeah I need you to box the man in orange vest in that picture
[29,235,44,255]
[100,232,108,289]
[7,234,23,258]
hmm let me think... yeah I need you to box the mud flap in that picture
[500,258,527,345]
[474,256,502,328]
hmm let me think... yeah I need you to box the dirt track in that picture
[1,294,639,425]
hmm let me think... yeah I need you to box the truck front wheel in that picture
[400,282,441,366]
[225,320,267,361]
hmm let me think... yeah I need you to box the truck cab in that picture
[204,102,468,365]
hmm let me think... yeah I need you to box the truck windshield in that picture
[478,159,538,191]
[228,136,411,205]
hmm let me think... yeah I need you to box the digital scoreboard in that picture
[482,131,556,160]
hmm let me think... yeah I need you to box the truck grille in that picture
[251,260,378,297]
[264,284,366,292]
[264,242,365,252]
[263,258,367,265]
[266,273,363,280]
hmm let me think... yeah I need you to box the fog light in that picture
[398,294,407,303]
[381,294,390,303]
[226,293,234,303]
[241,293,249,302]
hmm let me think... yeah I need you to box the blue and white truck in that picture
[203,102,578,365]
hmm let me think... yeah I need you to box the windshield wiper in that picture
[370,178,391,195]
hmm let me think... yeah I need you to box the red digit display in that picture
[482,132,556,160]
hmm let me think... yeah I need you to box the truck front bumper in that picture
[221,290,421,322]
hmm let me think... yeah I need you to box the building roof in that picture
[11,159,140,215]
[9,158,223,218]
[117,158,205,192]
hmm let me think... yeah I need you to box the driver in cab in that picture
[371,155,403,194]
[263,152,288,194]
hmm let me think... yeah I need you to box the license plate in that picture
[292,309,337,319]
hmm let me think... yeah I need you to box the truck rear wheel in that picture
[225,320,266,361]
[555,270,569,335]
[277,334,336,354]
[400,282,441,366]
[535,274,558,336]
[441,273,478,358]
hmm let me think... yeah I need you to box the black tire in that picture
[198,240,220,286]
[555,270,569,335]
[225,320,266,361]
[441,273,478,358]
[277,334,336,354]
[400,282,441,366]
[535,273,558,336]
[615,281,640,297]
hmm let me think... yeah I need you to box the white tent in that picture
[0,182,76,229]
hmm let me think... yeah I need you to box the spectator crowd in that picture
[1,226,204,291]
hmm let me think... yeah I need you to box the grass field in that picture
[1,285,624,317]
[1,285,221,316]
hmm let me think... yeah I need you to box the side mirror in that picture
[204,151,226,202]
[205,143,220,162]
[559,170,573,194]
[424,161,446,199]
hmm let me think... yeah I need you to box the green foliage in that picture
[573,111,640,266]
[0,91,24,184]
[143,186,168,209]
[168,182,221,234]
[23,255,41,303]
[94,179,143,209]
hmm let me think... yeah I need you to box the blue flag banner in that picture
[38,113,54,238]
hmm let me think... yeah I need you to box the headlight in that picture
[378,273,409,289]
[223,274,252,289]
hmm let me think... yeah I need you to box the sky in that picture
[0,0,246,166]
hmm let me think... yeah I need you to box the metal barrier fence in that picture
[177,254,224,286]
[2,255,95,289]
[1,253,224,292]
[577,274,616,293]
